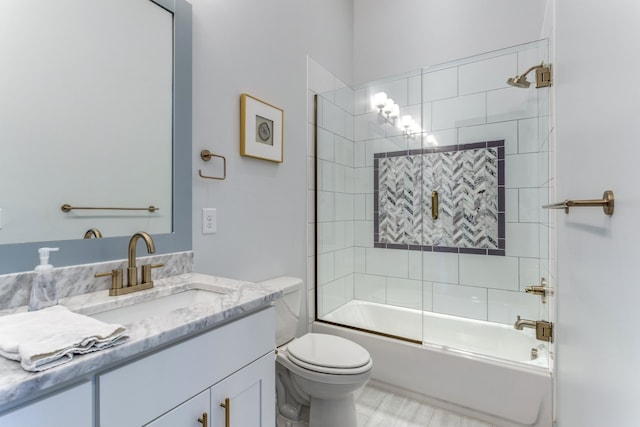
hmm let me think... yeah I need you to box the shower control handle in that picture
[525,278,554,303]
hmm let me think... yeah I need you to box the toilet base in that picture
[308,393,357,427]
[276,413,308,427]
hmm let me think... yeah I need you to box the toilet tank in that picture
[258,277,302,347]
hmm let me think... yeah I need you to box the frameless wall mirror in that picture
[0,0,192,273]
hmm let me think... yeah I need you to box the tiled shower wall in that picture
[307,40,552,328]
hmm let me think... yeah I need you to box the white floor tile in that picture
[356,384,495,427]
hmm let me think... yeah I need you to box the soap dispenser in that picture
[28,247,60,311]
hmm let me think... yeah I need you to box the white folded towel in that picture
[0,305,128,372]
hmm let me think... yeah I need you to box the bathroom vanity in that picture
[0,273,280,427]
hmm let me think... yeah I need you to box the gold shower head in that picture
[506,62,553,88]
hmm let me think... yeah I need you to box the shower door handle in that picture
[431,191,439,220]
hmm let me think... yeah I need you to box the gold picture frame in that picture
[240,93,284,163]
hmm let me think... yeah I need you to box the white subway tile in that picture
[334,164,346,193]
[408,251,422,280]
[365,138,407,166]
[422,67,458,102]
[354,273,386,303]
[354,141,366,167]
[459,53,517,95]
[317,252,335,285]
[365,248,409,278]
[459,254,519,291]
[335,79,353,114]
[335,193,354,221]
[346,115,354,141]
[519,188,540,223]
[487,289,538,325]
[386,278,423,310]
[316,190,334,222]
[345,220,354,247]
[432,93,486,131]
[354,247,366,273]
[335,248,354,279]
[365,193,374,221]
[487,87,537,123]
[433,283,487,321]
[421,102,432,132]
[354,220,373,247]
[505,189,518,222]
[321,277,347,314]
[506,223,539,258]
[519,257,541,291]
[353,167,373,193]
[354,112,385,142]
[318,222,346,253]
[422,252,459,284]
[345,274,355,301]
[458,121,518,155]
[354,88,366,115]
[518,118,540,154]
[408,75,421,105]
[423,281,434,312]
[354,194,366,220]
[335,135,354,166]
[322,99,347,137]
[317,127,334,161]
[345,166,354,194]
[426,128,457,148]
[318,160,335,191]
[505,153,540,188]
[366,79,409,109]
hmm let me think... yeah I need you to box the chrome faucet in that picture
[514,315,537,331]
[95,231,164,296]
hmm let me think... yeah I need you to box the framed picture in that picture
[240,93,284,163]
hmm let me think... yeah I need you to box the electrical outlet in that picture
[202,208,216,234]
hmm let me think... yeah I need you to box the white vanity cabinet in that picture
[99,307,275,427]
[0,381,92,427]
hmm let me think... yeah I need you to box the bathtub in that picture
[314,300,552,427]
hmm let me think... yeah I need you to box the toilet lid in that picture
[287,334,370,371]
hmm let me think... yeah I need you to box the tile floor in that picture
[356,383,495,427]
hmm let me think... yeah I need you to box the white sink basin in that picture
[90,289,227,325]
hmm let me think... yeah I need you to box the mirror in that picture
[0,0,192,274]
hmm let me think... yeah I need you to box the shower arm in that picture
[517,63,545,80]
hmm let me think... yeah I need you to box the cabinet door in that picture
[0,381,92,427]
[210,352,275,427]
[145,389,209,427]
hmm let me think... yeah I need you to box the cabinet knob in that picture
[220,397,230,427]
[197,412,208,427]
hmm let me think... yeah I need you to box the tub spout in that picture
[514,315,537,331]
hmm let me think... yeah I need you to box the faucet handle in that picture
[95,269,124,295]
[141,263,164,286]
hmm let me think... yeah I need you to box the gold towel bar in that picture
[542,190,614,216]
[61,204,159,213]
[199,149,227,180]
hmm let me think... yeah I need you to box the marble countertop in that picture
[0,273,281,408]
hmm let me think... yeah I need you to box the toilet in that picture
[259,277,372,427]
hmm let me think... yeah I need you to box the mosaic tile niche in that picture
[374,140,505,255]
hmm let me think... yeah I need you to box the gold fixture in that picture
[525,277,554,303]
[220,398,230,427]
[506,62,553,88]
[197,412,208,427]
[83,228,103,239]
[199,149,227,180]
[94,231,164,296]
[543,190,614,216]
[514,316,554,342]
[61,204,159,213]
[431,191,439,220]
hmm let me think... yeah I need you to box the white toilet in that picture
[259,277,372,427]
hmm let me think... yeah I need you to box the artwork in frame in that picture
[240,93,284,163]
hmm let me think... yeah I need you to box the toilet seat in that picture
[286,334,372,375]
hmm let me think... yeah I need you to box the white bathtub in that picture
[315,300,552,427]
